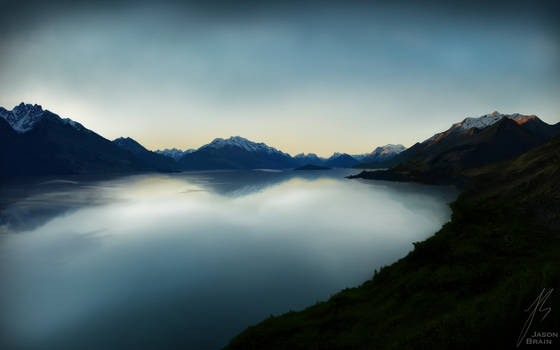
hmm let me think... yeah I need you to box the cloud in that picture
[0,0,558,155]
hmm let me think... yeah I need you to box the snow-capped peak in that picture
[453,111,503,130]
[294,153,320,159]
[0,103,46,133]
[453,111,537,131]
[353,144,406,162]
[330,152,344,159]
[0,102,90,134]
[372,144,406,154]
[155,148,195,160]
[327,152,357,161]
[422,111,539,145]
[201,136,289,156]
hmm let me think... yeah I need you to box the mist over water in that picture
[0,170,458,349]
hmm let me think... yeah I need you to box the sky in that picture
[1,0,559,157]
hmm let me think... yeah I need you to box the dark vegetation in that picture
[225,137,560,349]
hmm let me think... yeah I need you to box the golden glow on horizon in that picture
[1,1,559,159]
[2,93,560,158]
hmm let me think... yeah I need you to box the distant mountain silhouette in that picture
[294,152,364,168]
[155,148,195,160]
[113,137,178,171]
[293,153,325,166]
[306,144,407,167]
[323,153,360,168]
[178,136,299,170]
[294,164,330,170]
[358,144,406,164]
[0,103,365,174]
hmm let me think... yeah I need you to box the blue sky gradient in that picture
[1,0,558,156]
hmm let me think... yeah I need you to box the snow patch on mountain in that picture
[328,152,345,160]
[422,111,539,144]
[454,111,537,131]
[355,144,406,162]
[378,144,406,153]
[0,102,90,134]
[201,136,290,156]
[0,103,45,133]
[368,144,406,156]
[294,153,321,159]
[155,148,195,160]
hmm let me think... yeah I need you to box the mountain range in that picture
[293,144,406,169]
[2,104,559,177]
[177,136,298,170]
[352,111,560,183]
[0,103,394,175]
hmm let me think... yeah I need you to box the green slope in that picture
[225,137,560,349]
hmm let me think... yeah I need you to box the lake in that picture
[0,169,458,349]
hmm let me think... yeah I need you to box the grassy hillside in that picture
[225,137,560,349]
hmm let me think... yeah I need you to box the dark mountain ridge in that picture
[323,153,360,168]
[352,111,560,183]
[112,137,178,172]
[296,145,404,168]
[0,104,150,175]
[177,136,299,170]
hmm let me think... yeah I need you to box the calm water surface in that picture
[0,169,458,349]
